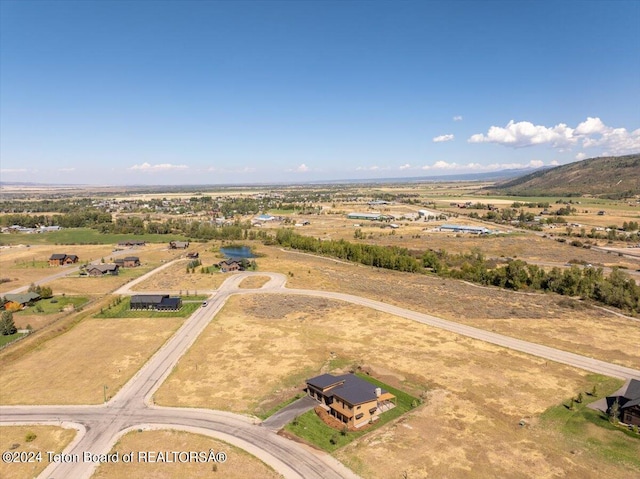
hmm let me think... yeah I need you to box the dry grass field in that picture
[253,246,640,369]
[0,317,182,404]
[92,429,282,479]
[0,425,76,479]
[155,294,638,479]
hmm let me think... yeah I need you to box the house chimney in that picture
[375,387,381,397]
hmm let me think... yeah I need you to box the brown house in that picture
[608,379,640,427]
[217,259,242,272]
[306,373,396,428]
[3,292,41,310]
[169,241,190,249]
[86,264,120,276]
[49,254,79,266]
[115,256,140,268]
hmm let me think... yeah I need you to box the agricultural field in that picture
[92,429,282,479]
[0,425,77,479]
[155,294,639,479]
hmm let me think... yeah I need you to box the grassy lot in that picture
[95,296,201,318]
[0,332,26,347]
[540,375,640,469]
[15,296,89,315]
[0,228,189,245]
[285,374,418,452]
[0,425,76,479]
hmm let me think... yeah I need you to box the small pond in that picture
[219,246,256,259]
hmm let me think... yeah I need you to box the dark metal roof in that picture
[306,373,389,406]
[306,373,345,390]
[50,254,66,260]
[123,256,139,261]
[5,292,41,304]
[623,379,640,402]
[131,294,168,304]
[331,374,387,406]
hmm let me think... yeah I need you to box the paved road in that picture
[1,270,639,479]
[262,395,318,431]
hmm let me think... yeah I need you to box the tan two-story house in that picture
[306,373,396,428]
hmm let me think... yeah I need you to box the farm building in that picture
[169,241,190,249]
[255,214,275,222]
[439,224,490,234]
[347,212,383,221]
[306,373,396,428]
[86,264,119,276]
[48,254,79,266]
[130,294,182,311]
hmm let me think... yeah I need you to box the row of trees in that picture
[272,229,421,273]
[269,229,639,314]
[424,249,639,313]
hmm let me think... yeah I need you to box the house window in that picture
[356,405,361,410]
[355,413,364,420]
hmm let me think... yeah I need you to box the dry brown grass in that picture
[254,245,640,369]
[0,425,76,479]
[0,317,182,405]
[238,276,271,289]
[92,429,282,479]
[0,244,115,294]
[155,294,638,478]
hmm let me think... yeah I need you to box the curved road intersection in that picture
[1,270,639,479]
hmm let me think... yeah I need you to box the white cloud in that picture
[0,168,28,173]
[453,116,463,121]
[421,159,551,172]
[58,167,76,172]
[469,117,640,154]
[550,160,560,166]
[399,163,412,170]
[355,166,380,171]
[296,163,309,172]
[433,134,455,143]
[575,153,587,161]
[468,120,575,148]
[129,162,188,171]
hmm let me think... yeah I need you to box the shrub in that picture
[25,432,36,442]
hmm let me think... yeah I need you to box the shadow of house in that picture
[306,373,396,428]
[606,379,640,427]
[130,294,182,311]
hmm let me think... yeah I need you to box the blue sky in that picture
[1,0,639,185]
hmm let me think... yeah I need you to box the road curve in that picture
[1,270,639,479]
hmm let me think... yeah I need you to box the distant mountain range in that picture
[0,167,545,189]
[490,154,640,198]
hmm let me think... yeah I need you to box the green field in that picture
[284,374,419,452]
[15,296,89,315]
[0,332,26,348]
[0,228,190,246]
[95,297,201,318]
[540,375,640,470]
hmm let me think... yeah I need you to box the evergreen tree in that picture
[0,311,17,335]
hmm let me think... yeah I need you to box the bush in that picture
[25,432,37,442]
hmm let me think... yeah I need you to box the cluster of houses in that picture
[83,256,141,276]
[2,225,63,234]
[305,373,396,428]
